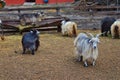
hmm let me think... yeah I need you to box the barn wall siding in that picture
[5,0,74,5]
[5,0,25,5]
[36,0,74,4]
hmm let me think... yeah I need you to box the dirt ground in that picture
[0,30,120,80]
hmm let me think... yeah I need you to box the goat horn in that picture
[96,32,106,38]
[85,32,94,38]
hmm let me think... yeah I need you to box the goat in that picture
[20,12,45,26]
[111,20,120,38]
[101,17,116,36]
[0,19,5,40]
[61,20,77,37]
[22,29,40,55]
[74,32,102,67]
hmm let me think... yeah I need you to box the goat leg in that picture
[31,49,35,55]
[92,59,96,66]
[75,51,82,62]
[84,60,88,67]
[76,56,83,62]
[80,56,83,61]
[22,48,26,54]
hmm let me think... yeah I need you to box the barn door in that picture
[25,0,35,2]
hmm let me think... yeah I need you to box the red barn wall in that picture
[36,0,74,4]
[5,0,25,5]
[5,0,74,5]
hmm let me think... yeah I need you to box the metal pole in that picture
[107,0,109,8]
[117,0,119,12]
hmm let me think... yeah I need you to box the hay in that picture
[17,25,33,31]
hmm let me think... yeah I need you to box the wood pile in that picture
[0,17,67,34]
[74,0,120,11]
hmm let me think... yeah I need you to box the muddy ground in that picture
[0,30,120,80]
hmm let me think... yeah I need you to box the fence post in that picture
[56,7,60,16]
[18,9,21,20]
[57,25,61,32]
[117,0,119,12]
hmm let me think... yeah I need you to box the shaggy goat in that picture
[74,32,102,67]
[0,19,4,40]
[22,29,40,55]
[101,17,116,36]
[61,20,77,37]
[111,20,120,38]
[20,12,45,26]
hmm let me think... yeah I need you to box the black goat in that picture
[101,17,116,36]
[22,29,40,55]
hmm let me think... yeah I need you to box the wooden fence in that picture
[0,6,71,34]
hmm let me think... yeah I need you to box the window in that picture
[25,0,35,2]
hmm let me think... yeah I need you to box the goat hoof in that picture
[92,63,96,66]
[76,59,80,62]
[32,53,35,55]
[78,59,82,62]
[14,51,17,53]
[76,58,82,62]
[84,64,88,67]
[92,62,96,66]
[22,52,25,54]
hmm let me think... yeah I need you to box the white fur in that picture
[74,33,100,67]
[111,20,120,38]
[0,19,2,24]
[61,20,77,37]
[37,12,45,21]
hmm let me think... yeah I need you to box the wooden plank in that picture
[0,6,72,12]
[2,24,20,30]
[90,5,120,9]
[21,27,58,32]
[0,27,58,33]
[2,18,63,27]
[20,19,62,32]
[88,5,120,11]
[0,17,65,34]
[0,29,19,33]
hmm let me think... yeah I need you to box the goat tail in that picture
[72,24,77,37]
[114,25,119,38]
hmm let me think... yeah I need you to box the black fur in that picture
[22,29,40,55]
[101,17,116,36]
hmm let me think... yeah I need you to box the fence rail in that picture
[0,6,72,34]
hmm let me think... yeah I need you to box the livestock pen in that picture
[0,6,71,34]
[0,3,120,80]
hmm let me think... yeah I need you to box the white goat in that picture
[111,20,120,38]
[61,20,77,37]
[74,32,102,67]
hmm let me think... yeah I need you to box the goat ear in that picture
[61,20,66,24]
[89,40,92,43]
[98,40,100,43]
[96,34,101,38]
[37,31,40,34]
[0,19,2,24]
[96,32,106,38]
[85,32,94,38]
[30,30,33,33]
